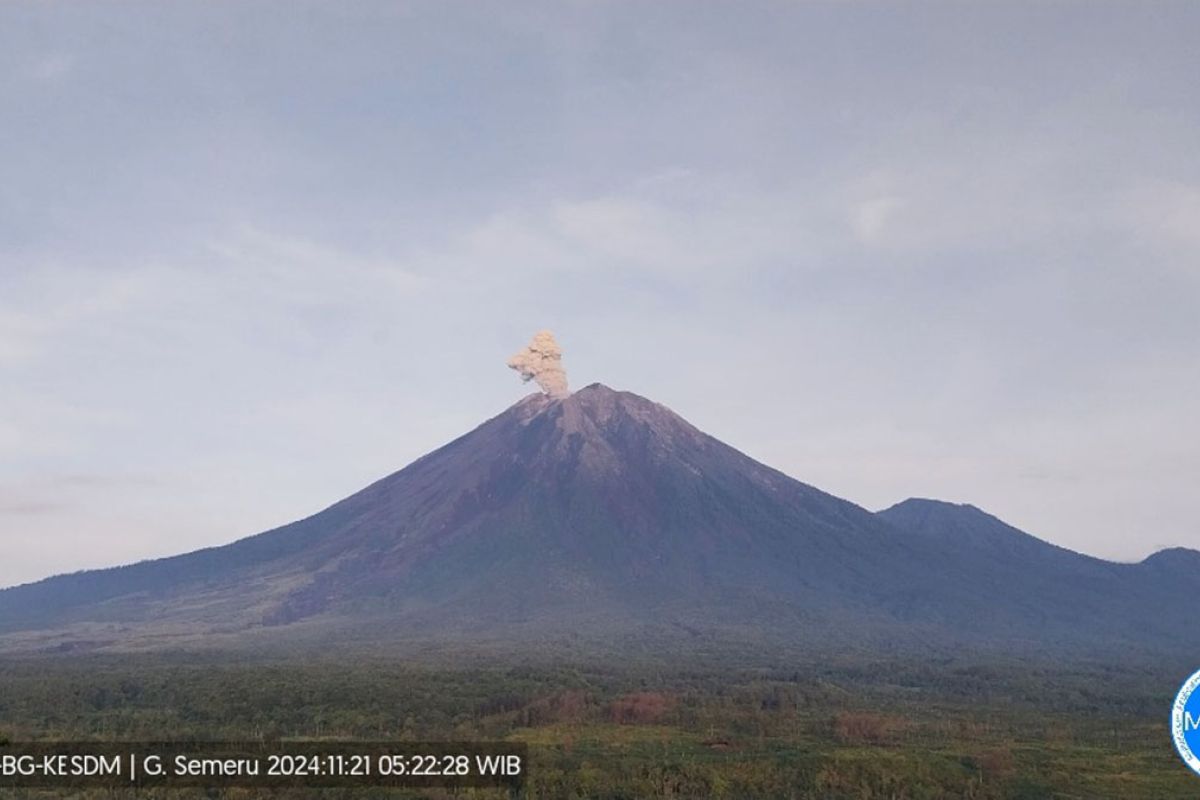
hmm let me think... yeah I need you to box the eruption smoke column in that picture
[507,330,570,398]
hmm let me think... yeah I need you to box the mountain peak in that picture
[886,497,980,511]
[510,384,699,443]
[878,497,1062,558]
[513,382,636,411]
[1141,547,1200,571]
[873,496,993,534]
[564,383,674,421]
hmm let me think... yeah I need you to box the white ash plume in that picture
[507,330,570,398]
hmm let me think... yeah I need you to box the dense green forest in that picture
[0,651,1194,799]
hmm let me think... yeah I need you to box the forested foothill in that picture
[0,649,1192,799]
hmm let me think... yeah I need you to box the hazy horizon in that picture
[2,1,1198,588]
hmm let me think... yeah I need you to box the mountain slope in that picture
[877,498,1110,569]
[0,385,1196,655]
[878,498,1200,649]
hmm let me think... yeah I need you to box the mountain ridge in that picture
[1,384,1195,656]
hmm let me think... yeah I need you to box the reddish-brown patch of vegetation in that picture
[518,689,591,727]
[831,711,910,745]
[976,746,1016,779]
[607,692,674,724]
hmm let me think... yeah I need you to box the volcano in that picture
[0,384,1195,655]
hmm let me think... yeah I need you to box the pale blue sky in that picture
[2,2,1198,588]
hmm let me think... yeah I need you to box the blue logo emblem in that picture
[1173,669,1200,776]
